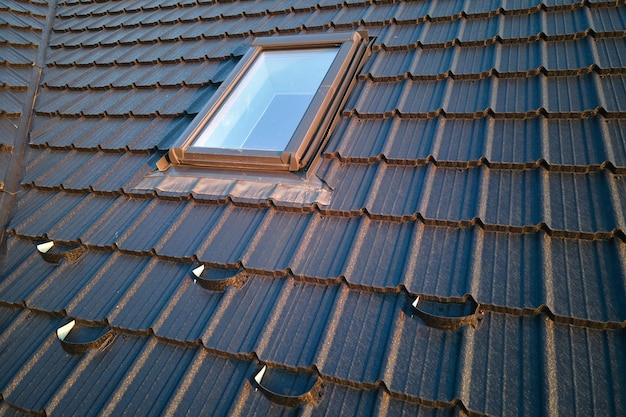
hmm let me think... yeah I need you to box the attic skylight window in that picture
[193,48,338,151]
[168,31,370,172]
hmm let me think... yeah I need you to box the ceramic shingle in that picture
[0,0,625,416]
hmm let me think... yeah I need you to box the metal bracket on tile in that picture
[411,295,479,331]
[56,320,116,355]
[37,241,85,264]
[253,365,323,408]
[191,264,247,291]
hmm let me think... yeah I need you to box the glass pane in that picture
[192,47,339,151]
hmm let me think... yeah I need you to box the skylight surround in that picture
[167,31,370,172]
[192,48,339,151]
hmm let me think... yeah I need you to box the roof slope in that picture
[1,0,625,416]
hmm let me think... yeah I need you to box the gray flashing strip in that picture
[135,171,332,206]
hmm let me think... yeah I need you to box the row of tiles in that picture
[44,31,626,71]
[41,57,237,89]
[0,43,39,66]
[54,0,605,21]
[32,73,626,117]
[0,307,460,417]
[0,257,624,415]
[26,114,626,171]
[17,146,626,232]
[38,37,626,91]
[327,116,626,168]
[362,37,626,78]
[50,0,624,34]
[0,0,48,17]
[47,6,626,49]
[0,9,46,30]
[0,66,33,89]
[346,73,626,116]
[0,89,28,116]
[5,195,626,323]
[0,25,45,48]
[33,83,215,117]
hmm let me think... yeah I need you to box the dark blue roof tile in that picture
[589,5,626,33]
[63,253,152,321]
[29,115,193,150]
[23,148,161,192]
[201,276,286,354]
[43,332,150,417]
[79,196,154,247]
[0,312,70,411]
[100,340,198,416]
[106,260,190,331]
[114,199,189,254]
[0,239,45,302]
[151,276,226,342]
[256,279,341,367]
[0,116,20,149]
[314,289,401,383]
[425,0,463,17]
[7,189,87,238]
[196,206,271,265]
[153,202,227,259]
[154,349,252,416]
[26,250,113,314]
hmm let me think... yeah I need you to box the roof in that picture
[1,0,625,415]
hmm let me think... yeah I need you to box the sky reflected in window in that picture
[193,48,339,151]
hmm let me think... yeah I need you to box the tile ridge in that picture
[343,108,626,119]
[0,6,47,20]
[41,79,221,90]
[360,66,626,82]
[50,0,614,29]
[325,153,626,174]
[374,29,625,51]
[33,109,197,118]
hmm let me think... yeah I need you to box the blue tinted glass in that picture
[193,48,339,151]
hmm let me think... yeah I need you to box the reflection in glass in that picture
[193,48,339,151]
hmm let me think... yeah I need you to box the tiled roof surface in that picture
[1,0,625,416]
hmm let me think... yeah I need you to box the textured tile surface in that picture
[1,0,625,416]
